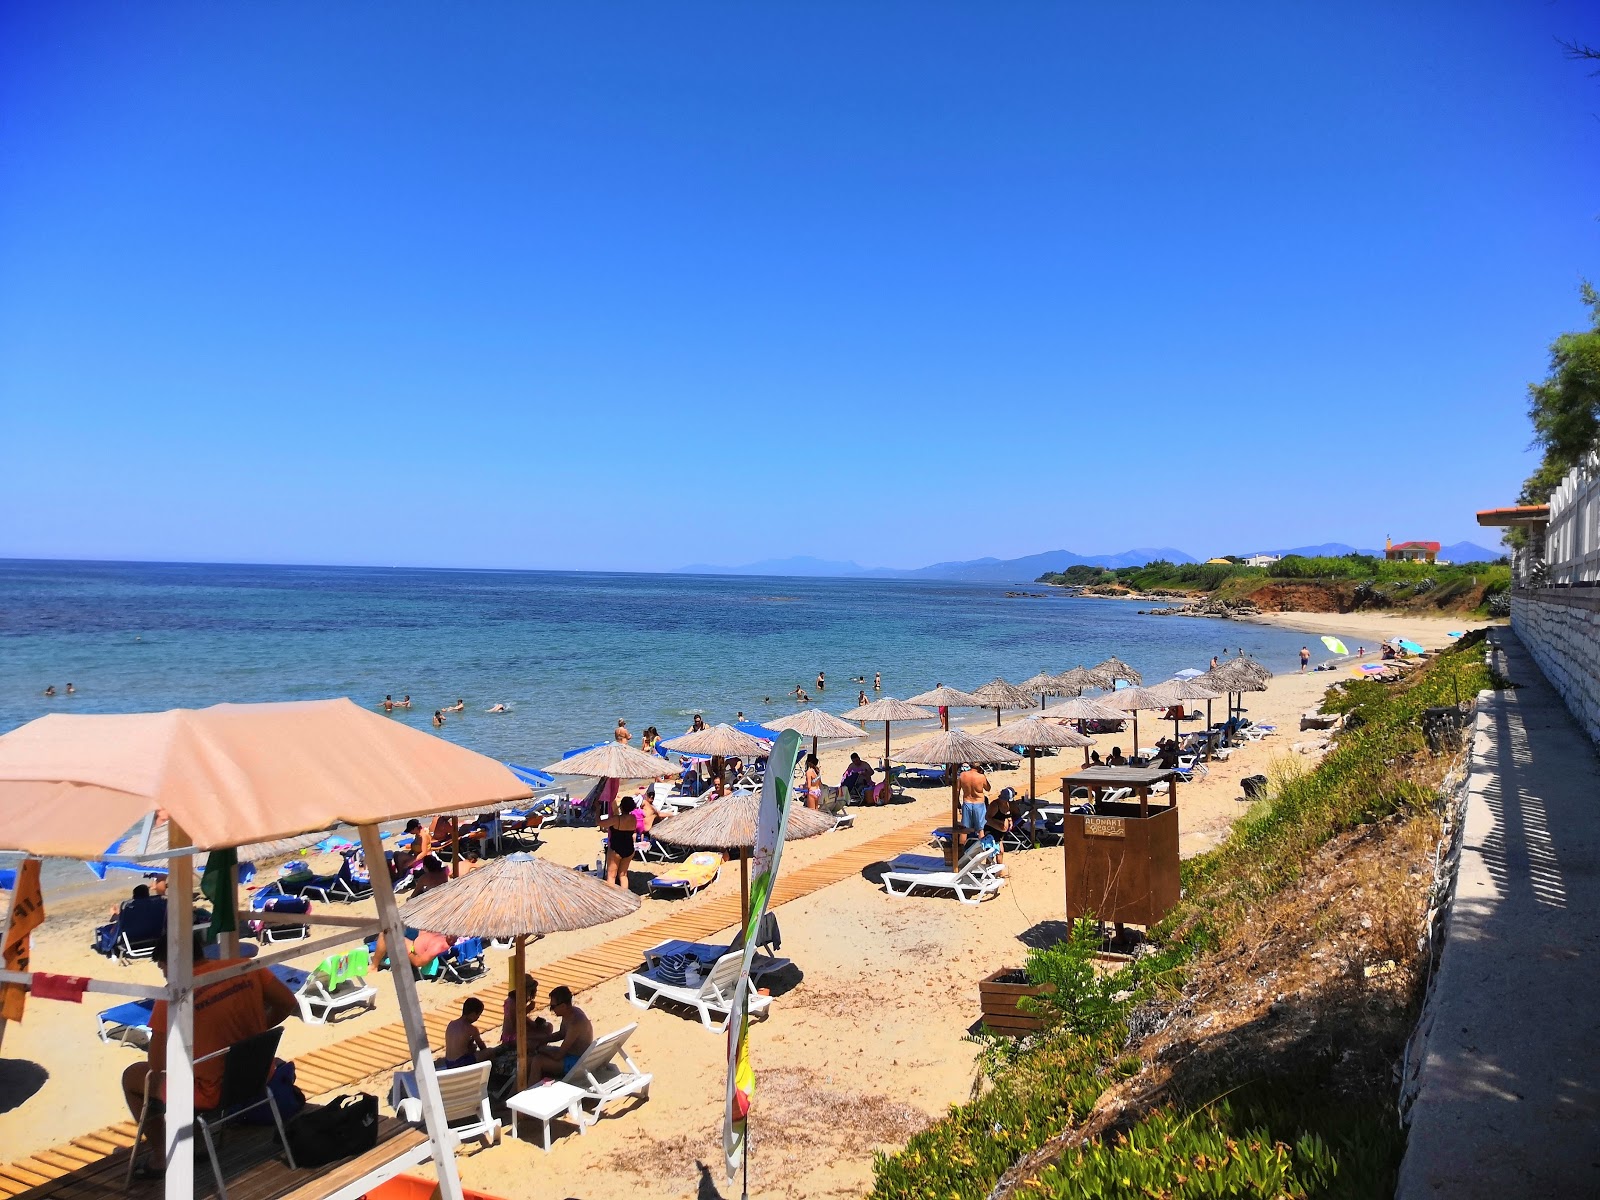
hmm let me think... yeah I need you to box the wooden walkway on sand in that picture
[0,820,933,1198]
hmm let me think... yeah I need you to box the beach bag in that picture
[652,952,700,987]
[284,1092,378,1166]
[234,1060,305,1125]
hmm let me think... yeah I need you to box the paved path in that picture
[1397,628,1600,1197]
[0,820,935,1198]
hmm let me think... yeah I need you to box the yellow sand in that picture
[0,610,1477,1200]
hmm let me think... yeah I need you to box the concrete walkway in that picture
[1397,628,1600,1197]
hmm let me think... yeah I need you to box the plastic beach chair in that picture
[626,951,772,1032]
[97,998,156,1047]
[647,851,722,899]
[881,847,1001,906]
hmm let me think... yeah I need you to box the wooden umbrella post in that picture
[1205,699,1213,761]
[1028,751,1038,844]
[884,724,892,791]
[514,936,529,1093]
[948,773,960,870]
[450,817,461,880]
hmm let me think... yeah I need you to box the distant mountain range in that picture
[675,540,1505,583]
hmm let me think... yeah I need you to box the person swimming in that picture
[383,694,394,712]
[433,710,445,727]
[398,695,412,708]
[446,698,465,712]
[486,703,510,713]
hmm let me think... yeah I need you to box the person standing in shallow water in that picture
[615,719,631,744]
[1299,646,1310,673]
[816,671,825,692]
[874,671,881,691]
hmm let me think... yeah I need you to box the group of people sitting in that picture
[443,974,592,1081]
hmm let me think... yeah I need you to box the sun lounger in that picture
[97,998,155,1047]
[440,937,487,983]
[647,851,722,898]
[396,1061,500,1151]
[246,884,312,942]
[882,847,1001,905]
[92,896,168,964]
[626,950,771,1032]
[505,1022,653,1150]
[277,947,378,1025]
[280,851,373,904]
[641,919,791,987]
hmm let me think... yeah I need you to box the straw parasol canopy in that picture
[988,717,1094,830]
[1042,694,1127,723]
[545,741,676,780]
[1020,672,1071,710]
[659,723,773,761]
[895,728,1021,868]
[968,678,1036,726]
[1149,678,1225,754]
[761,708,864,757]
[652,793,835,922]
[1087,657,1143,689]
[1098,685,1174,758]
[905,686,981,731]
[400,852,639,1090]
[0,699,533,860]
[1199,655,1272,731]
[1052,666,1093,695]
[846,697,935,790]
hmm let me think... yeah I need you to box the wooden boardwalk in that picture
[0,821,932,1197]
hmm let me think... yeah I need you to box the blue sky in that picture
[3,3,1598,572]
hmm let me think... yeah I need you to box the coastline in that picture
[0,608,1481,1199]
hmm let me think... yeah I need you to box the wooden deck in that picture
[0,820,931,1198]
[0,1114,424,1200]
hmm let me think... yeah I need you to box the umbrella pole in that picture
[740,851,750,927]
[451,817,460,880]
[515,936,528,1092]
[1205,699,1213,761]
[948,774,960,870]
[811,735,819,759]
[884,723,891,792]
[1029,752,1038,845]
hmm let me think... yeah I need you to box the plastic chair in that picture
[128,1027,296,1198]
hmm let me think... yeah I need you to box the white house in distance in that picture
[1243,553,1280,568]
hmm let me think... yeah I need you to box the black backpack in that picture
[284,1093,378,1167]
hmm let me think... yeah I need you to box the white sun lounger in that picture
[881,847,1001,905]
[396,1060,500,1151]
[626,950,772,1032]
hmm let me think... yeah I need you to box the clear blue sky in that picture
[3,3,1598,571]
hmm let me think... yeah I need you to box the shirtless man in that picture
[957,763,989,858]
[398,695,412,708]
[874,671,881,691]
[615,719,631,744]
[443,997,488,1068]
[531,986,594,1079]
[486,703,509,713]
[383,695,394,712]
[447,698,465,713]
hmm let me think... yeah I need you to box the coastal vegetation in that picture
[1037,555,1511,616]
[1516,282,1600,511]
[870,633,1495,1200]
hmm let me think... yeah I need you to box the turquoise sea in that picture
[0,559,1322,766]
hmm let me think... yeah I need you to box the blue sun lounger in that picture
[97,998,156,1047]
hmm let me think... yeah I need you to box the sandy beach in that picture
[0,609,1482,1200]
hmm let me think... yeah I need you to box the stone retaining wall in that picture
[1511,590,1600,746]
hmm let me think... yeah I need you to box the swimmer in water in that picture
[486,703,509,714]
[398,695,412,708]
[44,685,56,697]
[447,699,465,712]
[383,695,394,712]
[66,682,76,694]
[433,710,445,727]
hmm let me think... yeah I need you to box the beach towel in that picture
[650,851,722,895]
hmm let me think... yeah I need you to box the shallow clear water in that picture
[1,559,1318,767]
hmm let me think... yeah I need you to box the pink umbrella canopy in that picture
[0,699,532,859]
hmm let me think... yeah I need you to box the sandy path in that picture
[0,611,1482,1199]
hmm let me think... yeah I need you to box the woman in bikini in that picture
[600,798,640,888]
[802,754,824,809]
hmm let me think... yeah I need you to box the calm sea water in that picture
[0,560,1320,767]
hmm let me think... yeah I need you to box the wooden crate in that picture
[978,968,1055,1036]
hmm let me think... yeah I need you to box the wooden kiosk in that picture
[1060,766,1181,927]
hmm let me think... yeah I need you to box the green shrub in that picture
[1019,921,1129,1039]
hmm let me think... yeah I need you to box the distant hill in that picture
[1439,541,1503,563]
[674,547,1198,582]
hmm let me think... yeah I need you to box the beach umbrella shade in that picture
[761,708,864,758]
[1197,656,1271,727]
[651,794,835,922]
[1150,678,1224,756]
[1395,638,1425,655]
[546,741,680,781]
[659,723,775,789]
[1087,657,1143,689]
[1099,685,1175,760]
[904,686,982,731]
[847,697,935,788]
[968,678,1036,726]
[894,728,1022,867]
[400,852,640,1089]
[1172,668,1206,680]
[1019,672,1072,710]
[1052,666,1093,695]
[1320,636,1349,656]
[989,717,1094,835]
[1040,694,1127,723]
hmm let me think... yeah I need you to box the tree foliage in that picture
[1520,282,1600,506]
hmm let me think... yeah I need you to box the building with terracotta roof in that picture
[1385,537,1440,563]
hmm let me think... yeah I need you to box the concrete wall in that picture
[1511,590,1600,746]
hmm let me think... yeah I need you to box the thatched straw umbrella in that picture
[761,708,864,758]
[400,852,639,1090]
[659,723,774,790]
[1052,666,1093,696]
[545,741,674,827]
[1041,694,1127,725]
[848,697,935,787]
[651,795,836,923]
[1198,655,1272,730]
[988,717,1094,837]
[1019,672,1069,711]
[1098,685,1173,760]
[895,729,1021,867]
[968,677,1035,727]
[1150,677,1224,757]
[1087,657,1143,689]
[905,686,982,731]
